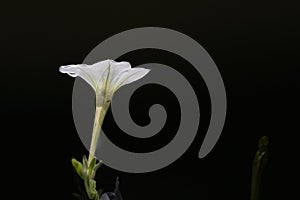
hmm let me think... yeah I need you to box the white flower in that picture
[59,59,150,164]
[59,59,150,107]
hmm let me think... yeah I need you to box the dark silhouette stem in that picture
[251,136,269,200]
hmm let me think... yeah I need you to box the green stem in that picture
[88,105,109,165]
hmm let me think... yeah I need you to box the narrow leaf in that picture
[71,158,83,179]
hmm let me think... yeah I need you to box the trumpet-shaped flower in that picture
[59,59,150,107]
[60,59,150,164]
[60,59,149,200]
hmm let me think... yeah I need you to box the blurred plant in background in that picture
[251,136,269,200]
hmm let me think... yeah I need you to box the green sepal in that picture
[83,155,88,169]
[90,160,102,179]
[94,160,102,172]
[89,158,96,177]
[71,158,83,179]
[72,155,102,200]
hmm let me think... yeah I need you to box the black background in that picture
[2,0,299,200]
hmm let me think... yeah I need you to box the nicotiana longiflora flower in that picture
[60,59,150,164]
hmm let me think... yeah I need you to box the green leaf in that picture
[84,178,99,200]
[84,178,92,199]
[90,179,97,194]
[71,158,83,179]
[73,156,102,200]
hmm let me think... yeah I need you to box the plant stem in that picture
[250,136,269,200]
[88,105,109,165]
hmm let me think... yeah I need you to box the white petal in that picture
[114,67,150,91]
[59,64,97,90]
[82,60,112,89]
[59,60,112,91]
[109,61,132,86]
[59,64,85,77]
[89,60,111,83]
[59,60,150,104]
[89,60,131,91]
